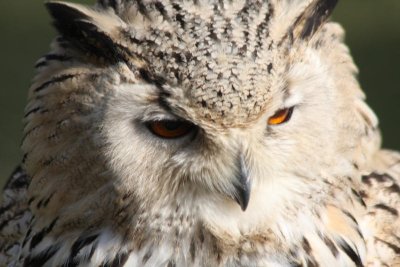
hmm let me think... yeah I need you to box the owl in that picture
[1,0,400,266]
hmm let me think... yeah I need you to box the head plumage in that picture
[46,0,339,61]
[45,0,338,126]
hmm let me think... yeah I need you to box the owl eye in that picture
[147,120,194,139]
[268,107,294,125]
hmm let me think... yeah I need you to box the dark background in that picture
[1,1,399,187]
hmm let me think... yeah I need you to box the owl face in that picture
[102,48,337,210]
[24,0,378,225]
[92,2,348,215]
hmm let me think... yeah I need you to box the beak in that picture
[233,153,251,211]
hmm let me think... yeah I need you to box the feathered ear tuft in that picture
[46,1,129,63]
[292,0,338,40]
[276,0,339,45]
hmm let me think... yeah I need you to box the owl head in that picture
[23,0,380,230]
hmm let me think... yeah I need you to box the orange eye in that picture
[148,120,194,139]
[268,107,294,125]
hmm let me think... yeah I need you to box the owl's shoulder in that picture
[360,149,400,265]
[0,166,32,266]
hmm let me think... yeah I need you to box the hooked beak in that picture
[233,153,251,211]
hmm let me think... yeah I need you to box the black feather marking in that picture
[376,238,400,254]
[267,63,273,74]
[289,261,302,267]
[374,203,399,216]
[0,210,28,233]
[0,203,13,217]
[306,259,319,267]
[3,166,28,190]
[138,68,167,88]
[108,0,118,10]
[351,188,367,207]
[35,54,71,68]
[23,244,60,267]
[337,239,363,267]
[63,258,79,267]
[41,194,53,208]
[317,232,340,258]
[135,0,149,18]
[97,0,108,8]
[362,172,393,185]
[33,74,76,93]
[253,9,273,58]
[87,240,98,260]
[142,249,152,264]
[36,194,54,209]
[387,183,400,195]
[22,227,33,248]
[175,13,186,29]
[24,107,42,118]
[154,2,170,21]
[68,233,99,261]
[0,209,25,233]
[190,238,196,262]
[28,197,35,205]
[172,4,186,29]
[29,217,58,250]
[158,90,172,111]
[342,210,359,225]
[101,251,130,267]
[22,153,29,164]
[301,237,320,267]
[36,199,44,209]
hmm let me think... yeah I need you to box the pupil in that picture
[164,121,182,131]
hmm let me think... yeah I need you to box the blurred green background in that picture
[0,1,399,187]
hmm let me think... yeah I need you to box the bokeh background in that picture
[0,1,399,187]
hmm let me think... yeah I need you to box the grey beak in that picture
[233,153,251,211]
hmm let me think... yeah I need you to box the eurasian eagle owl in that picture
[1,0,399,266]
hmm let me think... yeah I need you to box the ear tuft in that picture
[46,1,129,64]
[46,1,90,25]
[293,0,338,40]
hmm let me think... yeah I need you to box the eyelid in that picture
[283,91,303,108]
[140,112,181,123]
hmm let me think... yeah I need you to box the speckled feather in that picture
[1,0,400,266]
